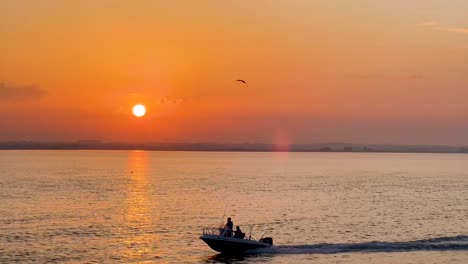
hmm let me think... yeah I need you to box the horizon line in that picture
[0,141,467,154]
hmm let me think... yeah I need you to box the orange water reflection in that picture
[124,150,159,261]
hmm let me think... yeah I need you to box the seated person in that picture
[233,226,245,239]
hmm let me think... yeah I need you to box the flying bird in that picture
[235,79,248,87]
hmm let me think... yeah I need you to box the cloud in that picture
[417,21,438,27]
[417,21,468,34]
[348,74,424,80]
[158,96,188,104]
[0,83,47,101]
[435,26,468,34]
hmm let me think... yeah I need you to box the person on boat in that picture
[234,226,245,239]
[224,217,233,237]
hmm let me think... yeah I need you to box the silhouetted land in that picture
[1,141,468,154]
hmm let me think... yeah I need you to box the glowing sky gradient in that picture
[1,1,468,145]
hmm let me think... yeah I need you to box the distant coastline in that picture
[1,141,467,154]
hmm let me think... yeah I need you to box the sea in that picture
[0,150,467,263]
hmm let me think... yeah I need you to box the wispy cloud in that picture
[348,73,424,80]
[417,21,438,27]
[158,96,188,104]
[0,82,47,101]
[435,26,468,34]
[418,21,468,35]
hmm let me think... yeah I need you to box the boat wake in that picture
[250,235,468,255]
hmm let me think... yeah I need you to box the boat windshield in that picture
[202,227,238,238]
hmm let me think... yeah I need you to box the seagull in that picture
[235,79,248,87]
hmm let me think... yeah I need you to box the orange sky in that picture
[1,1,468,145]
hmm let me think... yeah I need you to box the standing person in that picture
[224,217,233,237]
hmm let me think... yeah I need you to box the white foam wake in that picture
[249,235,468,255]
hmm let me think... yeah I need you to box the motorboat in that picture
[200,227,273,254]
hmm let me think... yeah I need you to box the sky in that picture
[1,0,468,145]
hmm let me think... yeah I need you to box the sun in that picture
[132,104,146,117]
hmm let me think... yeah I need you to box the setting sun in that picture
[132,104,146,117]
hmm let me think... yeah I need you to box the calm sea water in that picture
[0,150,467,263]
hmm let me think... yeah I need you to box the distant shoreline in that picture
[1,142,467,154]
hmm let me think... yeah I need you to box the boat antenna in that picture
[219,207,227,228]
[218,187,230,227]
[259,232,266,240]
[248,224,254,240]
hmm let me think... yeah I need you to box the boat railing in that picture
[202,227,229,237]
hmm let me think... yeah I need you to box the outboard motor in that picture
[260,237,273,246]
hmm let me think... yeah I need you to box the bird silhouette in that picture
[235,79,248,87]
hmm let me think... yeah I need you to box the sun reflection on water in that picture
[123,150,159,261]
